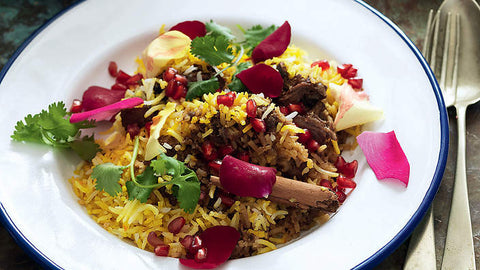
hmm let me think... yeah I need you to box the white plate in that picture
[0,0,448,269]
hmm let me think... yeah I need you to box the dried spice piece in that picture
[251,21,291,63]
[236,63,283,98]
[170,20,207,40]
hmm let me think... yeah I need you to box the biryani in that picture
[12,20,384,267]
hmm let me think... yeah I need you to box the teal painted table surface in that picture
[2,1,476,269]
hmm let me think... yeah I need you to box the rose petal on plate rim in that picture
[356,130,410,187]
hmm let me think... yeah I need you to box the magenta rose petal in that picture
[356,131,410,187]
[235,64,283,98]
[179,226,240,269]
[81,86,126,111]
[170,20,206,40]
[251,21,291,63]
[219,155,277,198]
[70,97,144,123]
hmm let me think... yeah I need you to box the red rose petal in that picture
[251,21,291,64]
[356,131,410,186]
[70,97,144,123]
[236,64,283,98]
[179,226,240,269]
[219,155,276,198]
[81,86,126,111]
[170,20,206,40]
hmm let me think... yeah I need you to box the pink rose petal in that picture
[81,86,126,111]
[219,155,277,198]
[251,21,291,64]
[70,97,144,123]
[356,131,410,186]
[170,20,206,40]
[236,63,283,98]
[179,226,240,269]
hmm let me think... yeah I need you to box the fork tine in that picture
[439,12,452,92]
[430,10,441,74]
[423,9,435,58]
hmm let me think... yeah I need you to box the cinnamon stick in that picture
[209,175,339,212]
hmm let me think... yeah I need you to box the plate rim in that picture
[0,1,449,269]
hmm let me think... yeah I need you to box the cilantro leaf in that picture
[185,77,220,101]
[170,167,200,213]
[11,114,43,144]
[36,102,78,140]
[243,24,277,53]
[70,135,100,161]
[205,20,235,41]
[91,163,123,196]
[228,62,252,92]
[151,154,200,213]
[126,166,157,203]
[191,35,235,66]
[11,101,99,160]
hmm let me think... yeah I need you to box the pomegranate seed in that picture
[180,235,194,249]
[319,179,333,189]
[279,106,290,115]
[288,103,305,114]
[165,80,177,97]
[311,60,330,71]
[297,129,311,144]
[219,145,234,157]
[208,160,222,173]
[336,190,347,203]
[336,175,357,189]
[172,83,186,100]
[126,123,140,138]
[220,194,235,207]
[195,247,208,263]
[250,118,266,133]
[190,235,203,253]
[108,61,118,77]
[168,216,186,234]
[147,231,164,247]
[334,156,346,170]
[348,78,363,90]
[217,94,235,107]
[202,141,217,161]
[154,244,170,256]
[145,121,153,137]
[163,67,177,82]
[335,156,358,178]
[307,139,320,152]
[174,74,188,86]
[337,64,357,79]
[116,70,131,84]
[111,83,127,91]
[237,151,250,162]
[125,73,143,87]
[70,99,82,113]
[246,99,257,118]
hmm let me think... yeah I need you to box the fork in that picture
[425,6,476,270]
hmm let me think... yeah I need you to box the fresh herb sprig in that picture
[187,22,276,99]
[11,102,100,160]
[92,136,200,213]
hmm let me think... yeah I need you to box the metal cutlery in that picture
[410,0,480,269]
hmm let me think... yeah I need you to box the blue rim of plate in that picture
[0,1,448,269]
